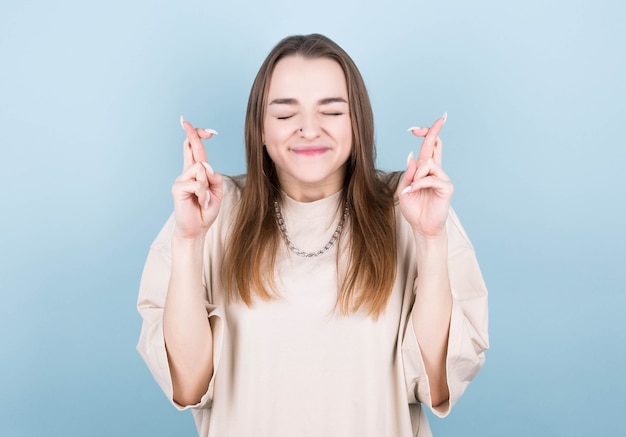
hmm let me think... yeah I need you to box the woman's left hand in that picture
[398,113,454,239]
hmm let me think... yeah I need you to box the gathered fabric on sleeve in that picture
[401,206,489,418]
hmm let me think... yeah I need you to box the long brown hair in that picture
[223,34,397,317]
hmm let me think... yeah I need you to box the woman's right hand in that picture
[171,117,223,240]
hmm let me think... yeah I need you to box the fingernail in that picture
[407,126,422,132]
[201,161,215,174]
[204,190,211,209]
[406,151,414,167]
[400,185,413,195]
[442,112,448,124]
[204,128,219,135]
[180,115,185,129]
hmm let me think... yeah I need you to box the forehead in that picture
[267,56,348,99]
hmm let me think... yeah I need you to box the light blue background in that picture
[1,0,624,435]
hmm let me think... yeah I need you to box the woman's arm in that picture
[164,118,223,406]
[163,235,214,406]
[411,233,452,407]
[399,113,454,406]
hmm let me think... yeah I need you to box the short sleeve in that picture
[402,208,489,417]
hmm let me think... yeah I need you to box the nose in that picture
[299,114,321,140]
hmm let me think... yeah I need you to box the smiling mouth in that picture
[291,146,330,156]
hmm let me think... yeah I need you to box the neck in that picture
[276,171,345,202]
[282,185,341,202]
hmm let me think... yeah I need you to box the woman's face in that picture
[263,55,352,201]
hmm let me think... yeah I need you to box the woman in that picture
[137,33,488,437]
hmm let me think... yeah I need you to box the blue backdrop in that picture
[1,0,624,435]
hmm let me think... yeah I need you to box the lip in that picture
[290,146,331,156]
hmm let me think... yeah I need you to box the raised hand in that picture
[398,113,453,239]
[171,116,223,239]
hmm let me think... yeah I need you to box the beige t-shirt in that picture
[137,175,489,437]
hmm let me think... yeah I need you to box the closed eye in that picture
[323,112,343,116]
[277,114,295,120]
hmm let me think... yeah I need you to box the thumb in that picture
[399,151,417,193]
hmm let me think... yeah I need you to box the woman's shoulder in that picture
[210,174,246,219]
[375,170,404,206]
[376,170,403,192]
[220,174,247,202]
[223,174,247,192]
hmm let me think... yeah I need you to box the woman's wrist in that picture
[171,233,206,259]
[414,230,448,252]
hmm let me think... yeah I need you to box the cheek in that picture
[338,120,353,144]
[263,121,290,145]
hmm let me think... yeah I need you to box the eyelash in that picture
[276,112,343,120]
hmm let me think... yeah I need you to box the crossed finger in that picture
[174,161,214,207]
[180,115,218,170]
[408,112,447,166]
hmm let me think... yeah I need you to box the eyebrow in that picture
[268,97,348,105]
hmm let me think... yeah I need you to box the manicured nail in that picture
[201,161,215,174]
[180,115,185,129]
[406,151,414,167]
[400,185,413,195]
[442,112,448,124]
[407,126,422,132]
[204,128,219,135]
[204,190,210,209]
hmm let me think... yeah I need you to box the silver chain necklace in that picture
[274,200,349,258]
